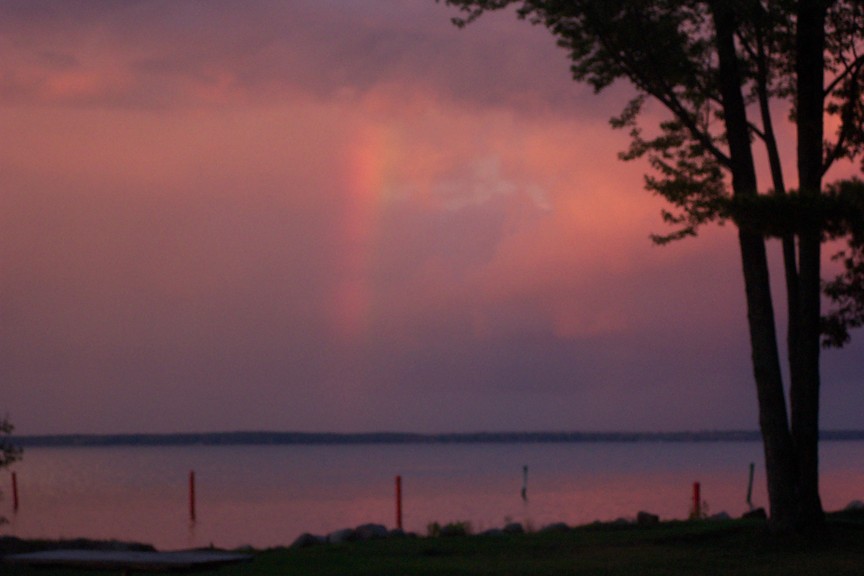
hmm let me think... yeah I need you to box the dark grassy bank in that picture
[5,512,864,576]
[242,517,864,576]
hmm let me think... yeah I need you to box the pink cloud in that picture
[1,1,861,435]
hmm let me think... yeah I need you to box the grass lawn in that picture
[5,515,864,575]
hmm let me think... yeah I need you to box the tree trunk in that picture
[712,3,800,532]
[738,230,799,532]
[790,0,828,528]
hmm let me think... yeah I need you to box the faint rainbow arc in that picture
[331,124,398,340]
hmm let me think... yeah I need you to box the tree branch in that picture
[825,53,864,96]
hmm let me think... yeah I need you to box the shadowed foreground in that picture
[5,513,864,575]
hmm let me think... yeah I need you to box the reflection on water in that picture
[2,442,863,549]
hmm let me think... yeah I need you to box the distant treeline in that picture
[10,430,864,447]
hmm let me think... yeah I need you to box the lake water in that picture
[2,441,864,550]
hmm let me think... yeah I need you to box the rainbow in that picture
[331,123,399,340]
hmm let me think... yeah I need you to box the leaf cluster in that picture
[824,2,864,173]
[821,179,864,347]
[724,181,864,239]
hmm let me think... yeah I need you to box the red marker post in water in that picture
[12,472,18,512]
[395,475,403,530]
[189,470,196,522]
[692,482,701,519]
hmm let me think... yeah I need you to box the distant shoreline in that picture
[10,430,864,447]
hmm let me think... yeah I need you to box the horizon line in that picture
[10,429,864,447]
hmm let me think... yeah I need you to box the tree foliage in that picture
[822,179,864,346]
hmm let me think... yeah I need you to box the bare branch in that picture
[825,53,864,95]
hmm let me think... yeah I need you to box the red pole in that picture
[395,475,402,530]
[12,472,18,512]
[189,470,196,522]
[692,482,701,518]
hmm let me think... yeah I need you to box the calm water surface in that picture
[2,442,863,549]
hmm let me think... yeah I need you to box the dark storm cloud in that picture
[0,0,594,114]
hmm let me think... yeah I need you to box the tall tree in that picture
[439,0,864,532]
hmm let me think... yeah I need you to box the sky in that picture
[1,0,862,435]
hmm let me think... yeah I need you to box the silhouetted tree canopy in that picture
[441,0,864,533]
